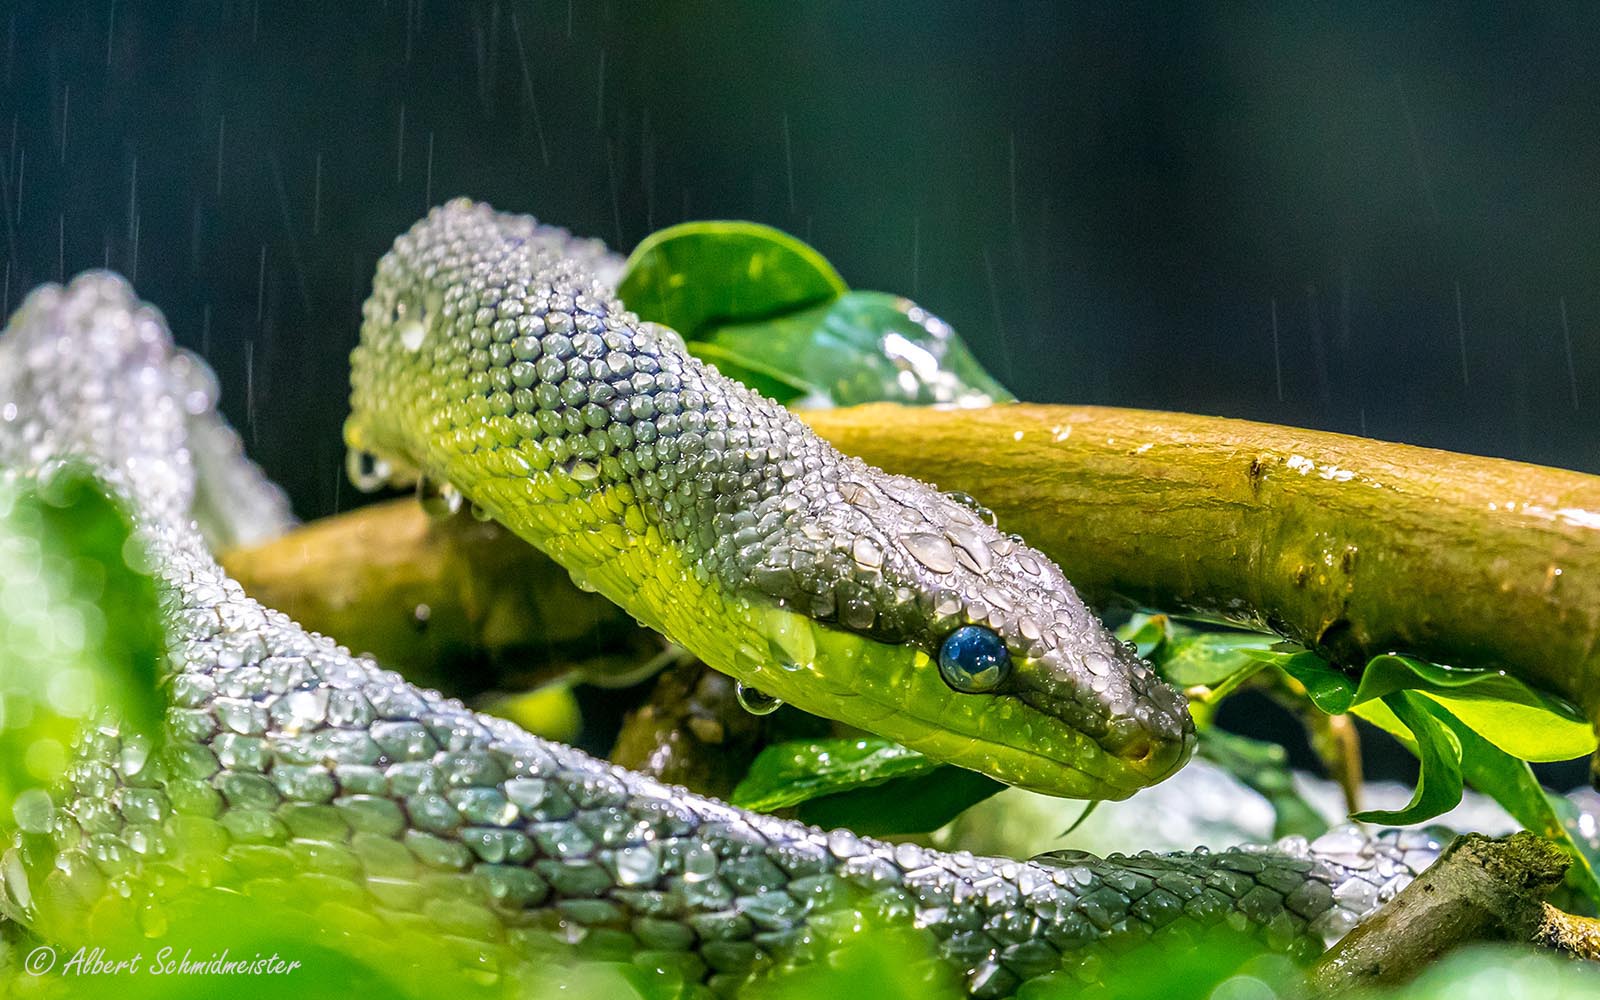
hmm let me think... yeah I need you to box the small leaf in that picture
[1158,630,1280,688]
[1116,613,1171,659]
[478,682,582,743]
[730,738,1000,836]
[690,292,1013,407]
[617,221,847,341]
[797,766,1003,837]
[730,738,940,813]
[1277,650,1593,762]
[618,223,1011,408]
[1352,691,1464,824]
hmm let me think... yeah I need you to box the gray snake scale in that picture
[0,206,1441,997]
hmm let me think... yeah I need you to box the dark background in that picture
[4,1,1597,782]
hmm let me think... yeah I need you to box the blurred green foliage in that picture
[0,467,163,832]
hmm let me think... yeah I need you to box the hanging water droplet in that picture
[944,490,998,527]
[736,683,783,716]
[346,449,392,493]
[416,475,463,518]
[469,502,494,522]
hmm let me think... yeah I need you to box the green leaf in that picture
[729,738,1000,836]
[617,221,847,341]
[1351,691,1464,824]
[617,222,1012,408]
[1158,630,1280,688]
[730,738,940,812]
[1116,613,1172,659]
[797,766,1003,837]
[1271,651,1362,714]
[1274,649,1594,761]
[1418,699,1600,908]
[691,292,1014,407]
[1197,730,1330,840]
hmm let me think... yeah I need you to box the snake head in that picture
[728,447,1196,801]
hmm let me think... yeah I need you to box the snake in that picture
[0,208,1444,997]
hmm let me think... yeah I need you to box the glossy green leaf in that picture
[1158,630,1281,688]
[1416,699,1600,906]
[730,738,1000,836]
[1352,691,1464,824]
[618,221,847,341]
[618,222,1012,408]
[797,766,1003,837]
[692,292,1014,407]
[731,738,941,812]
[1272,649,1593,761]
[1197,730,1329,840]
[1117,613,1171,659]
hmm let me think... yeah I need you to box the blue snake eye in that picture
[938,625,1013,693]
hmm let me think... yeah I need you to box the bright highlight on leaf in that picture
[618,221,1012,407]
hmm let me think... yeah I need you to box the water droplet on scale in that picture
[736,682,783,716]
[944,490,998,527]
[417,475,463,518]
[469,502,495,522]
[346,449,392,493]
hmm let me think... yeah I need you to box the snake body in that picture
[0,245,1438,997]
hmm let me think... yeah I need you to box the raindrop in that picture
[417,476,462,518]
[345,449,391,493]
[12,788,52,834]
[469,502,494,522]
[736,682,783,716]
[944,490,998,527]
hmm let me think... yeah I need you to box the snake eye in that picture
[937,625,1013,693]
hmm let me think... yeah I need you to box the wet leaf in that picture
[1417,699,1600,907]
[618,222,1011,407]
[1352,691,1463,825]
[731,738,941,812]
[692,292,1013,407]
[1158,630,1281,688]
[1273,650,1594,761]
[730,738,1000,835]
[618,221,847,341]
[798,766,1003,837]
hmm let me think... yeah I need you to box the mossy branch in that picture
[1309,832,1591,993]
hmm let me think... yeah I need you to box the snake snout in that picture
[1017,631,1196,792]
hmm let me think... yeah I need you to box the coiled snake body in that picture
[0,205,1440,997]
